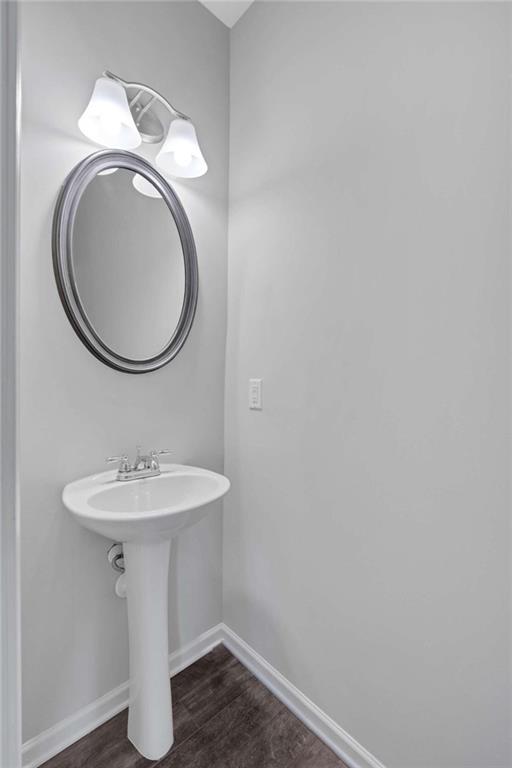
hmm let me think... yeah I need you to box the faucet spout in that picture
[106,447,173,481]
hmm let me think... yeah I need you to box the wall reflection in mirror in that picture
[72,169,185,361]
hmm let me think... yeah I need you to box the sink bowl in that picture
[63,464,230,542]
[62,463,230,761]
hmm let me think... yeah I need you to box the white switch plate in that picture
[249,378,263,410]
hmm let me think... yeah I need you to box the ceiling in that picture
[199,0,254,28]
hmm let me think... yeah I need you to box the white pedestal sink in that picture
[62,464,230,760]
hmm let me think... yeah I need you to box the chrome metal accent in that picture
[128,90,164,144]
[107,447,173,481]
[103,70,191,122]
[108,543,125,573]
[106,454,130,473]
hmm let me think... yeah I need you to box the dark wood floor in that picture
[42,645,347,768]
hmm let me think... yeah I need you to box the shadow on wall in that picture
[224,591,289,668]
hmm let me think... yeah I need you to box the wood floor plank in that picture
[171,645,233,701]
[216,706,317,768]
[40,696,197,768]
[39,711,155,768]
[40,645,348,768]
[293,733,349,768]
[157,675,285,768]
[178,650,253,728]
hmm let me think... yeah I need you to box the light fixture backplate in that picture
[127,88,164,144]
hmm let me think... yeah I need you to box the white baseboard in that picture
[22,622,384,768]
[167,623,224,678]
[21,624,224,768]
[220,624,385,768]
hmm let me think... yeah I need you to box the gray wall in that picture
[20,1,228,741]
[224,3,511,767]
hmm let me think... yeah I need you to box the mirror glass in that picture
[72,169,185,361]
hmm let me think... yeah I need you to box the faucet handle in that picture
[106,454,130,471]
[150,449,172,470]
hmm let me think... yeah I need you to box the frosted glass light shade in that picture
[132,174,162,199]
[78,78,141,150]
[155,119,207,178]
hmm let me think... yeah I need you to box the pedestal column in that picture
[123,538,173,760]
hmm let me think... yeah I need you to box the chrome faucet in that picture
[106,446,172,481]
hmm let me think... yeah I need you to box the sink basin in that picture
[63,464,230,541]
[62,463,230,761]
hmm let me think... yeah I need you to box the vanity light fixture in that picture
[78,71,208,180]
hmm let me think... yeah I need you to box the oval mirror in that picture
[52,150,198,373]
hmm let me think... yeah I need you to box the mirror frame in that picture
[52,149,198,373]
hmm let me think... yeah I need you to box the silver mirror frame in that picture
[52,149,198,374]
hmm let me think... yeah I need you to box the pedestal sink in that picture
[62,464,230,760]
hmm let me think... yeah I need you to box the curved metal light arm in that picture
[103,69,191,122]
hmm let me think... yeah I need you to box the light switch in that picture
[249,378,263,410]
